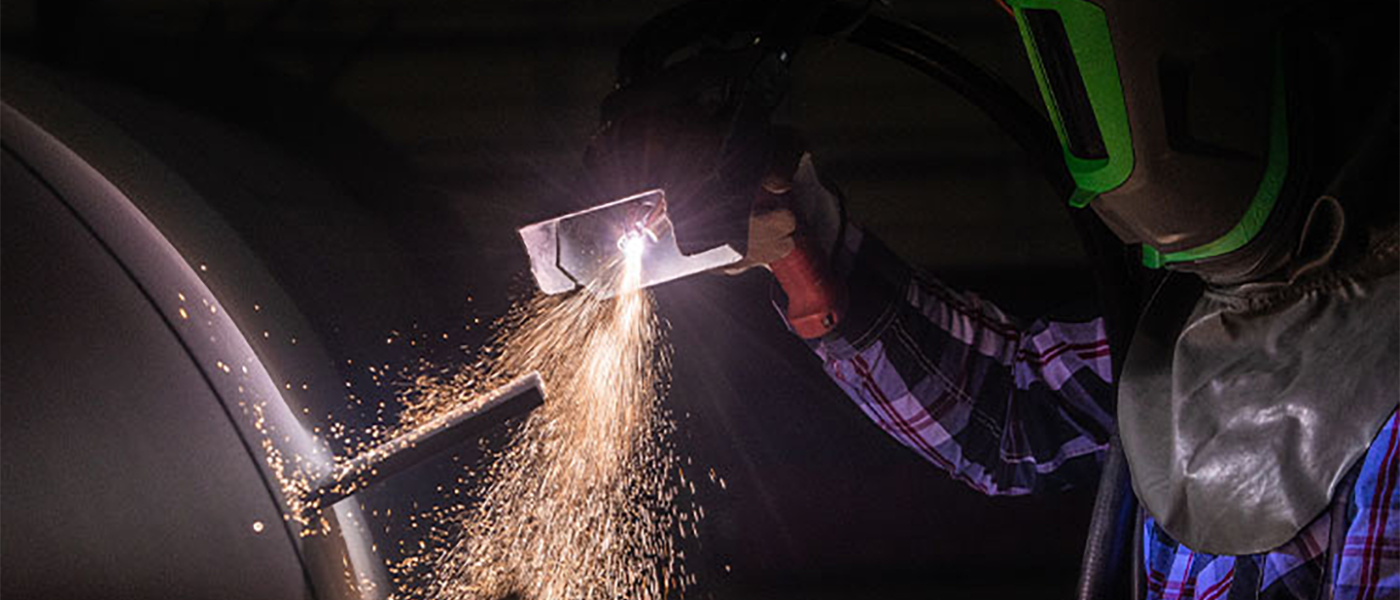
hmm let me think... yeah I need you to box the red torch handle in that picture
[768,236,847,339]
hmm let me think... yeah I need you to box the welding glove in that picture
[722,135,849,338]
[724,149,844,275]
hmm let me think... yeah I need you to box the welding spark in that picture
[244,237,703,597]
[387,245,690,599]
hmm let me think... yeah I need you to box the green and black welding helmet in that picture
[1005,0,1316,281]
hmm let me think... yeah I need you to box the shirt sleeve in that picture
[1335,408,1400,599]
[801,225,1117,496]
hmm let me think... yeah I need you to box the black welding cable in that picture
[826,10,1075,199]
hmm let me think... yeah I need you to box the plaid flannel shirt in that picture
[805,226,1400,600]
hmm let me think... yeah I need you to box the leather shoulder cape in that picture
[1119,228,1398,554]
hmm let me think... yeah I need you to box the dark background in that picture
[1,1,1101,597]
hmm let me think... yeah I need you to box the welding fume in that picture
[520,0,1398,599]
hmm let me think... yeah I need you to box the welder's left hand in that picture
[726,146,849,339]
[723,148,844,275]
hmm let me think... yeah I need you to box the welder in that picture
[571,0,1399,598]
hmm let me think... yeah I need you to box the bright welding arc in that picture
[618,228,648,261]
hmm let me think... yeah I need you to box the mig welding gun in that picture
[517,0,853,339]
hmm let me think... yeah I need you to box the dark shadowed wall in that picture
[1,1,1101,597]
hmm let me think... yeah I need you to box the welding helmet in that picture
[1004,0,1343,281]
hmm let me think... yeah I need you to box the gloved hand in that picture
[723,141,844,274]
[725,140,849,338]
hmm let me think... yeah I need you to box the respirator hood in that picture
[1009,0,1392,283]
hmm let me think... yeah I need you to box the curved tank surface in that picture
[1,62,533,600]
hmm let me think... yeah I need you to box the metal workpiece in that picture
[518,189,743,298]
[307,373,545,513]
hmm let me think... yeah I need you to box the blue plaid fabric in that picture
[803,227,1400,599]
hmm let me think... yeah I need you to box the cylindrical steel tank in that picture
[1,61,505,600]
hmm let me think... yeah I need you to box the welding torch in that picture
[518,0,1075,338]
[518,0,849,338]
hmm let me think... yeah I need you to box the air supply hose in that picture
[822,9,1075,199]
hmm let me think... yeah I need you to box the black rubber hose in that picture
[833,12,1075,199]
[1075,436,1140,600]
